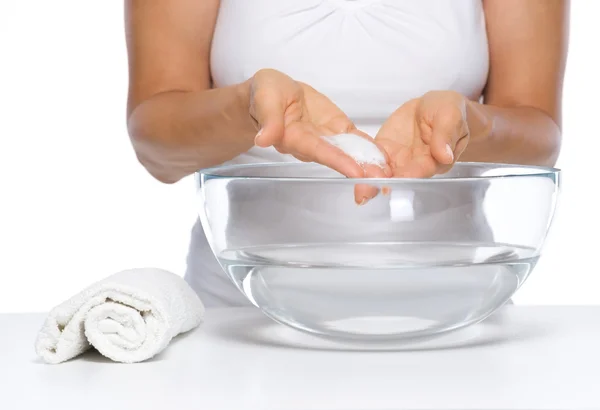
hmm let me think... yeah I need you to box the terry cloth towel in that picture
[34,267,205,364]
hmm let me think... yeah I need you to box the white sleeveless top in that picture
[184,0,490,307]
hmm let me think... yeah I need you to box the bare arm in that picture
[125,0,256,183]
[461,0,570,167]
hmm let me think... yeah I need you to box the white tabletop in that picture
[2,306,599,410]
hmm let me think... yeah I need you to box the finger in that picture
[432,137,467,174]
[313,138,367,178]
[370,139,394,177]
[292,153,312,162]
[322,126,391,204]
[430,107,467,165]
[353,163,388,204]
[277,145,311,163]
[435,164,453,175]
[251,89,286,148]
[342,129,394,177]
[418,120,433,144]
[322,120,393,171]
[283,126,366,178]
[321,126,392,204]
[324,116,358,135]
[354,184,379,205]
[363,163,388,179]
[453,132,469,158]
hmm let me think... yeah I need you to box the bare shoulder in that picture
[482,0,570,125]
[124,0,220,114]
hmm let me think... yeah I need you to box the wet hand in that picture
[375,90,471,178]
[248,69,390,184]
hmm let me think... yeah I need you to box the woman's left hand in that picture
[375,90,472,178]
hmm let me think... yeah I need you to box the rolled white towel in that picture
[34,267,205,364]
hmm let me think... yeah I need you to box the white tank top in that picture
[185,0,490,307]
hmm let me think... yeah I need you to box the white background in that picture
[0,1,598,313]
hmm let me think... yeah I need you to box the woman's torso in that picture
[185,0,491,307]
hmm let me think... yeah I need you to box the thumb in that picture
[430,107,467,165]
[251,89,286,148]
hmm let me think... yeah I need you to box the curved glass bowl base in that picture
[219,240,536,343]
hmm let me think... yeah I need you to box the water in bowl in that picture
[218,242,538,341]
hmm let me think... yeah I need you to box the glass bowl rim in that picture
[196,161,560,183]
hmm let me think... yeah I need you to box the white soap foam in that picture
[321,133,386,167]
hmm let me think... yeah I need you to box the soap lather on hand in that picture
[321,133,392,205]
[321,133,387,167]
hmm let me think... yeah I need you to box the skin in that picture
[125,0,387,185]
[376,0,569,182]
[125,0,569,203]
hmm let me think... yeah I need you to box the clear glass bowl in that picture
[196,162,560,343]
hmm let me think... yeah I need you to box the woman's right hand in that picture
[247,69,391,181]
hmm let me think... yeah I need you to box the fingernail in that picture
[445,144,454,162]
[254,128,263,144]
[357,197,369,206]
